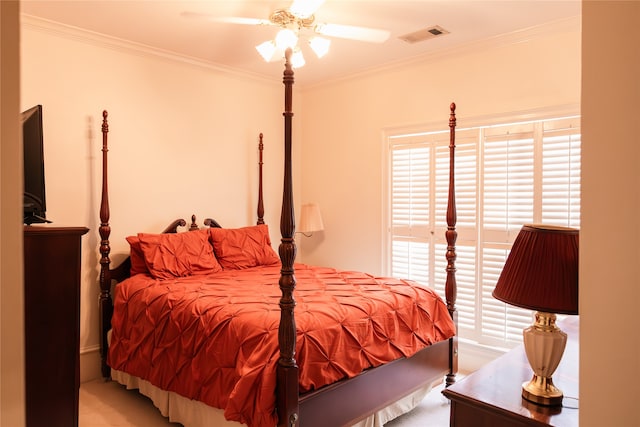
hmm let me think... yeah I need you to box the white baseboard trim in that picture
[80,346,103,383]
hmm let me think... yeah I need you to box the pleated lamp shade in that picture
[492,224,579,315]
[298,203,324,234]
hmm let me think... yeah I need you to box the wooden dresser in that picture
[443,317,579,427]
[24,226,88,427]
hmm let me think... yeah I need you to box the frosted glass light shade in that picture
[290,49,306,68]
[309,37,330,58]
[275,29,298,50]
[255,41,277,62]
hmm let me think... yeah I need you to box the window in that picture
[386,114,580,348]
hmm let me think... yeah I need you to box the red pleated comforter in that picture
[108,264,456,427]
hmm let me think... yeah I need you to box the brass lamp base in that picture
[521,311,567,407]
[522,374,563,406]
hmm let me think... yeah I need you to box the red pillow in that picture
[137,229,222,279]
[125,235,150,276]
[209,224,280,270]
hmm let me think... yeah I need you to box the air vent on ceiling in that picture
[398,25,450,44]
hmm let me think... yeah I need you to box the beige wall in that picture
[1,1,25,426]
[581,2,640,426]
[20,17,302,381]
[299,19,581,274]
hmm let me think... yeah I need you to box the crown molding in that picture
[305,15,581,91]
[20,14,274,85]
[21,13,580,90]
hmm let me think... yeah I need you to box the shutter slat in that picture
[388,116,580,348]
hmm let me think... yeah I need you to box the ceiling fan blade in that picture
[216,16,273,26]
[314,23,390,43]
[180,11,271,26]
[290,0,325,19]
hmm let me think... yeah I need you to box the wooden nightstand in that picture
[442,317,579,427]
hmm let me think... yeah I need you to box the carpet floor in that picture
[79,379,451,426]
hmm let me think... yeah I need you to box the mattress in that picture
[108,263,455,427]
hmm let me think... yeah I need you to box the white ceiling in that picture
[20,0,581,87]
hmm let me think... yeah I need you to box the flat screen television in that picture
[22,104,51,225]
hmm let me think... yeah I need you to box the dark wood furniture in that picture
[24,226,88,427]
[97,49,459,427]
[443,317,579,427]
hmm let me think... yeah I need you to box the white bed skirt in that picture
[111,369,434,427]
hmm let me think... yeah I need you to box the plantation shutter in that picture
[541,118,581,228]
[387,115,580,349]
[479,123,537,344]
[477,119,581,346]
[390,139,431,285]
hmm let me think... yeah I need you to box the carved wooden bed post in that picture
[445,102,459,387]
[257,133,265,225]
[99,110,113,378]
[277,48,299,427]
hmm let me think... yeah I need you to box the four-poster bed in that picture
[98,50,459,427]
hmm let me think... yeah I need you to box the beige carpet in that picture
[79,379,451,426]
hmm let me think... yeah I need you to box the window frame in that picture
[382,106,580,349]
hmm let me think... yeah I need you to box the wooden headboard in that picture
[97,114,266,377]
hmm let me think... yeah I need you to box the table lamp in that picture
[298,203,324,237]
[492,224,579,406]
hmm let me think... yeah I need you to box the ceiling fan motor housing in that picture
[270,9,315,30]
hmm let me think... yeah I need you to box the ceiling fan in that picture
[182,0,390,67]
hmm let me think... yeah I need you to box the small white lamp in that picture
[298,203,324,237]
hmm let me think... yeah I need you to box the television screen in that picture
[22,104,50,225]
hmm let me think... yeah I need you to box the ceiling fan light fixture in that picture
[256,40,278,62]
[291,48,306,68]
[275,28,298,50]
[309,36,330,58]
[290,0,325,19]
